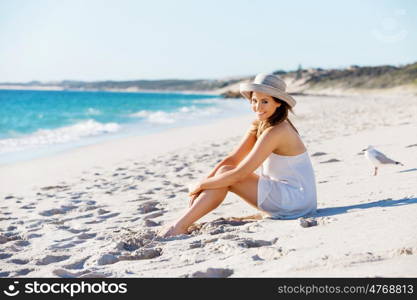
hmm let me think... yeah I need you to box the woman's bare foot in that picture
[157,223,189,238]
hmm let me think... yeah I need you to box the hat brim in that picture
[240,83,296,108]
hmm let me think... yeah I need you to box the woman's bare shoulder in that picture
[267,121,292,135]
[270,121,306,155]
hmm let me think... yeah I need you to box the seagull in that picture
[362,145,404,176]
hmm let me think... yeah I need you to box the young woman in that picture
[159,73,317,237]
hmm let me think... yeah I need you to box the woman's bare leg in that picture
[159,165,260,237]
[165,187,229,235]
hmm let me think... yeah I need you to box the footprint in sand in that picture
[77,232,97,239]
[128,196,152,202]
[143,211,164,220]
[114,230,157,251]
[221,234,240,240]
[105,188,119,194]
[97,208,110,215]
[190,268,233,278]
[62,257,90,270]
[174,166,185,172]
[177,172,195,179]
[94,253,119,265]
[137,201,161,214]
[64,213,94,222]
[25,220,44,229]
[13,240,30,247]
[8,258,29,265]
[84,219,105,225]
[134,175,146,181]
[98,213,120,220]
[57,226,90,234]
[142,189,155,195]
[49,240,86,250]
[320,158,341,163]
[53,268,110,278]
[189,240,203,249]
[108,229,163,262]
[189,217,256,236]
[237,237,278,248]
[121,185,137,191]
[69,192,87,199]
[144,219,160,227]
[78,205,99,212]
[39,205,78,216]
[311,152,328,157]
[130,216,141,222]
[119,248,162,261]
[40,185,69,191]
[14,268,33,276]
[164,192,176,199]
[172,183,185,188]
[0,233,22,244]
[0,253,13,259]
[35,255,71,265]
[252,246,293,261]
[20,204,36,209]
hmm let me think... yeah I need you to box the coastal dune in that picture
[0,94,416,278]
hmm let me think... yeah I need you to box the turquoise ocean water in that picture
[0,89,249,165]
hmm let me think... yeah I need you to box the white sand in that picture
[0,94,416,278]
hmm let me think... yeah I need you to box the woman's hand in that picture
[188,181,203,197]
[188,191,202,207]
[188,181,203,207]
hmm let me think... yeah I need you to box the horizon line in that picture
[1,60,416,85]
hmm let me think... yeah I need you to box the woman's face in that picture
[250,91,281,121]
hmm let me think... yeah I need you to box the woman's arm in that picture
[205,156,236,179]
[205,128,257,178]
[197,126,282,191]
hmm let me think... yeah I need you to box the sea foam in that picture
[129,105,221,124]
[0,119,120,154]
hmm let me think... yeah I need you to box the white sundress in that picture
[256,151,317,219]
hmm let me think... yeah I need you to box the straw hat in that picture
[240,73,296,108]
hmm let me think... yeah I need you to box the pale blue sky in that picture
[0,0,416,82]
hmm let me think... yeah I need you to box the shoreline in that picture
[0,113,250,169]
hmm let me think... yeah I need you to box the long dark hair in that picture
[249,92,299,138]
